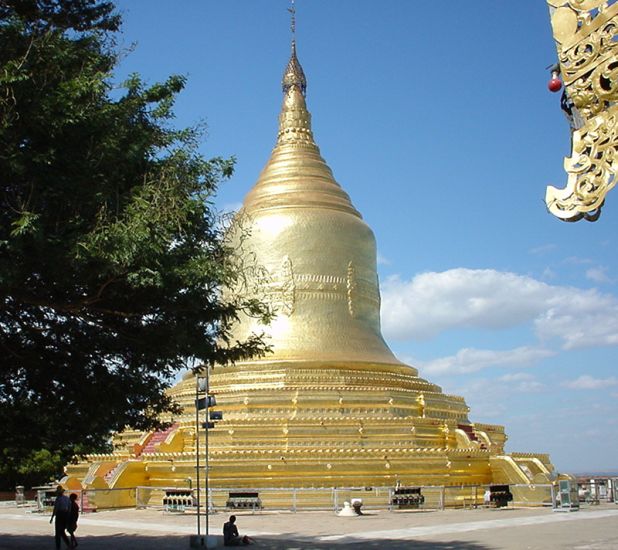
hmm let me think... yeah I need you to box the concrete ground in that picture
[1,502,617,549]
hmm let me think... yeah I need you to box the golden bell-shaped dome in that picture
[230,45,404,369]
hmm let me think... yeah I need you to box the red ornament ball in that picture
[548,78,562,92]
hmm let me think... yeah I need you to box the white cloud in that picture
[419,346,554,376]
[534,299,618,349]
[585,266,612,284]
[381,268,618,350]
[382,269,547,340]
[562,375,618,390]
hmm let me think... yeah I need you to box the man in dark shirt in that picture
[223,515,253,546]
[49,486,71,550]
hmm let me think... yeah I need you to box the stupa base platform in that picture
[64,367,556,509]
[63,450,555,509]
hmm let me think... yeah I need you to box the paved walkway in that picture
[1,503,617,549]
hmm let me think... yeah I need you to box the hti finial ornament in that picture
[288,0,296,45]
[282,0,307,96]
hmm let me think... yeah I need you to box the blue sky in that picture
[112,1,618,474]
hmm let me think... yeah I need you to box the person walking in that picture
[67,493,80,548]
[49,486,71,549]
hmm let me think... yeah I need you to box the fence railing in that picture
[129,483,556,513]
[33,482,618,513]
[33,483,560,513]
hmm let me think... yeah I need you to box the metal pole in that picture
[205,366,209,543]
[195,376,201,539]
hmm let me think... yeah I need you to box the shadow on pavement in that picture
[0,533,493,549]
[0,533,192,550]
[255,534,493,549]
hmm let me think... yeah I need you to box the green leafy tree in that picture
[0,0,269,490]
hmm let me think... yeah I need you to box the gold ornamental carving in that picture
[277,256,295,316]
[546,0,618,220]
[254,259,382,315]
[346,261,357,318]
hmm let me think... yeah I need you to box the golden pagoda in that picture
[64,39,555,508]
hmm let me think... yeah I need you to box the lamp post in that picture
[192,372,208,548]
[205,384,210,541]
[191,367,221,548]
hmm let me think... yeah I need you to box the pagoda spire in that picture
[278,1,311,145]
[281,42,307,97]
[282,0,306,96]
[242,0,361,218]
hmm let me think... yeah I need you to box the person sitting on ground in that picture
[223,515,254,546]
